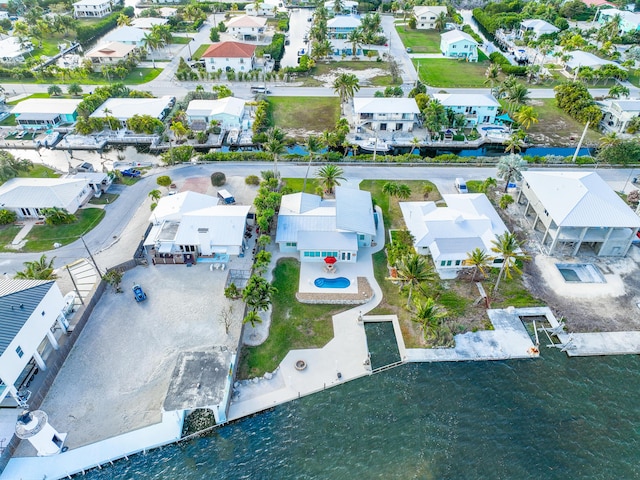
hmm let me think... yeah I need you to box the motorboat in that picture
[359,137,390,153]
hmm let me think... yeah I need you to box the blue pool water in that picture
[481,126,507,132]
[197,254,230,264]
[314,277,350,288]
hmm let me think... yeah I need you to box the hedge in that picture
[76,7,132,44]
[489,52,527,76]
[462,25,483,44]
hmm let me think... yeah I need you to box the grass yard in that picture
[0,225,21,251]
[171,36,192,44]
[88,193,119,205]
[312,60,387,75]
[2,69,161,86]
[368,74,398,86]
[413,57,492,88]
[526,98,601,146]
[395,26,441,53]
[192,43,210,60]
[282,177,320,194]
[0,115,15,127]
[268,96,340,133]
[238,258,344,378]
[22,208,105,252]
[19,165,60,179]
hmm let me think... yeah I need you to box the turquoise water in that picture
[85,350,640,479]
[313,277,351,288]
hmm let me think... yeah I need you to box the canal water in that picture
[84,349,640,479]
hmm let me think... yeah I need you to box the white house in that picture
[11,99,82,130]
[598,8,640,33]
[518,19,559,39]
[564,50,622,72]
[0,280,68,407]
[84,42,137,70]
[201,41,256,73]
[324,0,358,15]
[0,35,33,63]
[90,96,174,127]
[144,192,250,262]
[72,0,112,18]
[327,15,362,38]
[65,172,113,196]
[130,17,169,30]
[412,5,447,29]
[102,26,147,48]
[244,0,283,16]
[353,98,421,132]
[186,97,247,131]
[225,15,267,41]
[599,99,640,133]
[276,187,377,263]
[0,178,93,219]
[518,171,640,256]
[400,194,510,278]
[440,30,478,61]
[432,93,501,126]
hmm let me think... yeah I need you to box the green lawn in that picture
[238,258,343,378]
[282,177,320,194]
[369,74,398,86]
[22,208,105,252]
[0,225,21,250]
[171,36,192,45]
[19,165,60,179]
[88,193,119,205]
[0,115,15,127]
[268,96,340,133]
[395,26,441,53]
[2,68,161,85]
[413,57,492,88]
[192,43,210,60]
[526,98,601,146]
[312,60,387,75]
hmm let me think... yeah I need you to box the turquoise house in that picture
[327,15,361,38]
[440,30,478,62]
[12,99,82,130]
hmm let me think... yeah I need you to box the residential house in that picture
[103,26,147,48]
[0,280,69,407]
[244,0,283,16]
[598,8,640,33]
[201,41,256,73]
[353,98,421,132]
[90,96,174,128]
[84,42,137,70]
[581,0,615,7]
[276,187,377,263]
[324,0,358,15]
[73,0,112,18]
[130,17,169,30]
[518,19,559,39]
[327,15,361,38]
[412,5,447,30]
[0,35,33,63]
[0,178,93,218]
[66,172,113,196]
[563,50,623,73]
[518,171,640,256]
[440,30,478,61]
[156,7,178,16]
[186,97,247,131]
[432,93,501,126]
[599,99,640,133]
[150,0,180,4]
[226,15,267,41]
[400,194,510,278]
[11,99,82,130]
[144,191,250,262]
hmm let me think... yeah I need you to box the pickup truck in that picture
[120,169,141,178]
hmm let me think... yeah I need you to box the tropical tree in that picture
[434,12,448,32]
[302,135,322,192]
[395,253,436,307]
[514,106,538,130]
[499,194,514,210]
[316,164,345,194]
[412,297,448,341]
[346,28,363,58]
[479,177,497,194]
[382,181,399,209]
[103,269,124,292]
[0,209,16,225]
[67,83,83,96]
[496,154,527,191]
[410,137,421,156]
[503,131,526,154]
[243,275,277,312]
[243,310,262,327]
[422,182,434,199]
[41,207,76,225]
[423,99,447,135]
[333,73,360,105]
[117,13,131,27]
[148,189,162,202]
[491,232,528,294]
[47,85,62,97]
[396,183,411,199]
[466,248,493,282]
[264,127,286,177]
[157,175,172,190]
[15,255,56,280]
[506,83,531,112]
[607,85,630,99]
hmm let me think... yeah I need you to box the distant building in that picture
[201,41,256,73]
[90,96,174,128]
[327,15,361,38]
[598,8,640,33]
[518,19,559,39]
[431,93,501,126]
[186,97,247,131]
[353,98,421,132]
[440,30,478,61]
[599,99,640,134]
[244,0,283,16]
[0,34,33,63]
[226,15,267,41]
[84,42,137,70]
[563,50,623,73]
[102,26,147,47]
[11,99,82,130]
[130,18,169,30]
[0,178,93,218]
[324,0,358,15]
[72,0,112,18]
[412,5,447,30]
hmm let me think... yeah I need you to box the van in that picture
[250,86,270,94]
[217,189,236,204]
[455,178,468,194]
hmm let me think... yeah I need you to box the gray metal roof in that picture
[0,280,54,356]
[433,237,484,255]
[335,187,376,236]
[298,231,358,251]
[275,215,336,243]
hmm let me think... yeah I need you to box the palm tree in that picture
[382,181,399,209]
[148,189,162,202]
[479,177,497,194]
[347,28,363,58]
[599,132,621,149]
[434,12,448,32]
[142,31,160,68]
[607,85,630,99]
[491,232,528,294]
[67,83,83,96]
[395,253,436,307]
[302,135,322,192]
[15,255,56,280]
[117,13,131,27]
[243,310,262,327]
[412,297,447,341]
[503,131,526,155]
[410,137,421,156]
[396,183,411,200]
[514,106,538,130]
[506,83,531,112]
[47,85,62,97]
[466,248,493,282]
[497,153,527,191]
[333,73,360,105]
[242,275,277,312]
[264,127,286,177]
[315,164,345,195]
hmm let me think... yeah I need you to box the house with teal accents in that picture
[431,93,500,126]
[276,187,376,263]
[597,8,640,34]
[327,15,361,38]
[12,99,82,130]
[440,30,478,62]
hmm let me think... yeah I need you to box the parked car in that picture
[132,284,147,302]
[455,178,468,194]
[406,47,412,53]
[120,169,141,178]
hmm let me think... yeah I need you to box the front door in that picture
[380,123,387,131]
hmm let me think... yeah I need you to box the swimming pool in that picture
[314,277,351,288]
[481,126,508,132]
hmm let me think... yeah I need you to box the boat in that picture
[42,131,60,148]
[297,48,306,56]
[359,138,390,153]
[226,128,240,145]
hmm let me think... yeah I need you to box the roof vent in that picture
[19,304,24,309]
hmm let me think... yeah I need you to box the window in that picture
[452,44,457,49]
[440,260,446,266]
[16,346,23,358]
[446,260,452,266]
[303,252,310,257]
[286,242,297,247]
[359,235,364,240]
[455,260,461,266]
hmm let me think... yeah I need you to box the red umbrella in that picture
[324,256,337,265]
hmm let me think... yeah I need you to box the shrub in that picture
[245,175,260,185]
[211,172,226,186]
[0,209,16,225]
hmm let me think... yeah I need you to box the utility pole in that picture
[571,120,590,163]
[80,236,103,279]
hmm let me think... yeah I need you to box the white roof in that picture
[12,99,82,115]
[565,50,622,70]
[297,230,358,250]
[73,0,109,6]
[186,97,246,119]
[335,186,376,236]
[400,194,510,260]
[324,0,358,9]
[90,96,173,121]
[150,191,219,223]
[599,8,640,24]
[440,30,478,45]
[432,93,499,108]
[0,178,90,209]
[103,26,146,44]
[85,41,136,59]
[174,205,250,247]
[353,97,420,115]
[226,15,267,28]
[130,17,169,29]
[413,5,447,17]
[522,171,640,228]
[0,36,28,58]
[327,15,362,28]
[520,19,559,34]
